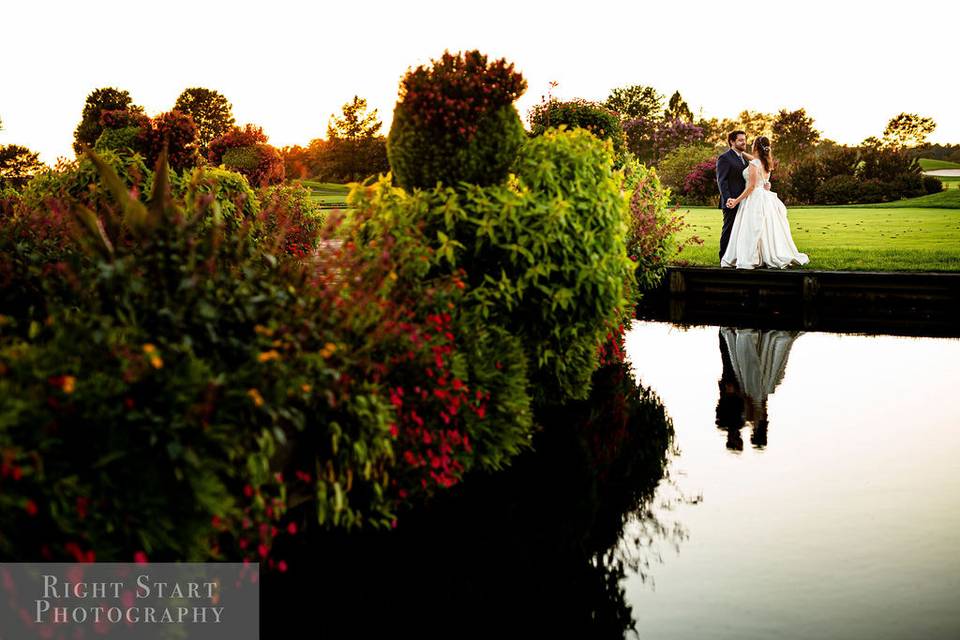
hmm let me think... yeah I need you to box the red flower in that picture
[134,551,148,564]
[24,499,38,517]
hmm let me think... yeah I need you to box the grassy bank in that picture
[675,205,960,271]
[919,158,960,171]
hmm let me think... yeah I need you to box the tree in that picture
[327,96,382,141]
[0,144,46,188]
[174,88,236,153]
[663,91,693,122]
[883,113,936,148]
[772,108,820,166]
[699,110,774,146]
[604,84,663,121]
[73,87,142,154]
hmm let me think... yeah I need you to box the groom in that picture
[716,130,748,259]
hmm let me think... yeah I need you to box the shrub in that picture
[528,99,626,165]
[0,150,410,565]
[208,125,269,162]
[19,149,150,214]
[257,183,325,259]
[785,157,820,204]
[94,126,143,154]
[626,164,702,290]
[141,110,201,172]
[856,179,888,204]
[180,166,260,234]
[387,50,527,190]
[815,175,860,204]
[395,127,635,403]
[658,144,717,196]
[923,175,944,194]
[334,196,535,499]
[209,125,285,188]
[681,159,719,206]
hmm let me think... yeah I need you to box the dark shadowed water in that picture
[623,321,960,640]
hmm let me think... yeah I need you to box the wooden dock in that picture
[638,267,960,337]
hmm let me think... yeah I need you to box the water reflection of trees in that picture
[265,362,678,637]
[716,328,802,451]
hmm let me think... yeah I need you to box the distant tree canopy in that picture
[604,84,663,121]
[883,113,936,148]
[174,88,236,153]
[73,87,143,154]
[772,108,821,166]
[327,96,382,141]
[699,110,775,146]
[663,91,693,122]
[0,144,46,188]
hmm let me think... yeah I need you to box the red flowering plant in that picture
[256,183,326,259]
[139,110,201,172]
[626,164,702,291]
[315,184,534,508]
[0,149,399,568]
[399,50,526,143]
[387,50,528,190]
[681,159,719,206]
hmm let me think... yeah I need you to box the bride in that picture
[720,136,809,269]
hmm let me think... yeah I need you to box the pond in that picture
[623,321,960,639]
[263,320,960,639]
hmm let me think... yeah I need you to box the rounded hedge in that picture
[528,99,627,165]
[386,50,527,190]
[388,103,525,190]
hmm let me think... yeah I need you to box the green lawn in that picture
[930,175,960,189]
[292,180,351,208]
[675,205,960,271]
[918,158,960,171]
[841,189,960,209]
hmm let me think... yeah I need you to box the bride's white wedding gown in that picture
[721,158,809,269]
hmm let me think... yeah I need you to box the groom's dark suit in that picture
[716,148,748,259]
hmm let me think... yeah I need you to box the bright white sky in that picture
[2,0,957,164]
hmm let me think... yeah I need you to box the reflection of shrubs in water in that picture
[266,362,679,637]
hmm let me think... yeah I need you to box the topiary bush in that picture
[209,124,285,188]
[179,166,260,234]
[387,50,527,190]
[528,98,626,166]
[141,110,201,172]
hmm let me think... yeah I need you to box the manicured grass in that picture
[292,180,351,208]
[841,189,960,209]
[930,175,960,189]
[918,158,960,171]
[674,205,960,271]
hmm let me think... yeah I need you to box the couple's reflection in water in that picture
[716,327,802,451]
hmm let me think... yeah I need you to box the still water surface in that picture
[623,321,960,639]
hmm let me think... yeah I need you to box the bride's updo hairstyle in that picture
[753,136,773,173]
